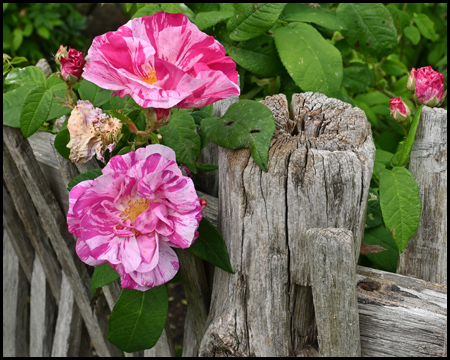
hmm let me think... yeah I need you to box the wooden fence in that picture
[3,93,447,357]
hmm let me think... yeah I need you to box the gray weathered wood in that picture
[199,92,375,356]
[3,184,35,282]
[3,141,62,303]
[356,266,446,357]
[3,126,121,357]
[3,232,30,357]
[308,228,360,357]
[397,105,447,285]
[29,256,57,357]
[51,272,83,357]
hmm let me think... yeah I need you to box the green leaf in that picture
[342,63,374,94]
[397,105,422,167]
[379,167,421,253]
[362,225,398,272]
[365,188,383,229]
[4,66,46,86]
[36,25,50,39]
[281,3,347,31]
[108,286,168,353]
[227,3,287,41]
[275,22,343,96]
[90,264,120,296]
[336,3,398,57]
[78,79,112,107]
[225,34,285,78]
[403,25,421,45]
[200,100,275,172]
[67,169,103,192]
[195,10,233,30]
[196,163,219,172]
[12,28,23,51]
[375,149,394,165]
[3,85,34,127]
[160,3,195,23]
[160,110,201,174]
[54,128,71,161]
[186,218,234,273]
[413,13,438,41]
[131,3,162,18]
[20,87,53,138]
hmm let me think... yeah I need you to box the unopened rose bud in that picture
[58,47,86,83]
[200,198,207,211]
[410,66,446,107]
[406,68,416,93]
[390,97,412,134]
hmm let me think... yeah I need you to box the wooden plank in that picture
[356,266,446,357]
[51,271,83,357]
[397,106,447,285]
[308,228,361,357]
[2,232,30,357]
[3,184,35,282]
[3,126,121,357]
[3,141,62,303]
[29,256,57,357]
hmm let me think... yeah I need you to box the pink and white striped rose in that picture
[407,66,446,107]
[67,144,203,291]
[82,12,240,109]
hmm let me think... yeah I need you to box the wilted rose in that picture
[67,100,122,163]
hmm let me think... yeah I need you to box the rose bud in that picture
[390,97,412,134]
[200,198,207,211]
[406,68,416,93]
[411,66,446,107]
[58,47,87,83]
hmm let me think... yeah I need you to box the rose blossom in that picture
[59,47,87,80]
[82,12,240,109]
[67,100,122,163]
[67,144,203,291]
[407,66,446,107]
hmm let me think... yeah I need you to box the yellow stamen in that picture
[141,66,157,85]
[122,198,150,224]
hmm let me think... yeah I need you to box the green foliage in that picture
[90,264,120,296]
[3,3,87,64]
[108,286,168,353]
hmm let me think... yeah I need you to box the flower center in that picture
[122,197,150,224]
[141,66,158,85]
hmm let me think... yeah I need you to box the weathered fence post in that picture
[199,92,375,356]
[397,106,447,285]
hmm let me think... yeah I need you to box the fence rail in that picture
[3,94,447,357]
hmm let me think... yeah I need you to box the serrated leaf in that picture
[336,3,398,58]
[20,86,53,138]
[195,10,233,30]
[67,169,103,192]
[108,286,168,353]
[379,167,421,253]
[342,63,374,94]
[397,105,422,167]
[4,66,46,86]
[274,22,343,96]
[3,85,35,127]
[225,34,285,78]
[186,218,233,273]
[404,25,421,45]
[201,100,275,172]
[78,79,111,107]
[46,75,72,120]
[90,264,120,295]
[54,128,71,161]
[362,225,398,272]
[160,110,201,174]
[227,3,287,41]
[281,3,347,31]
